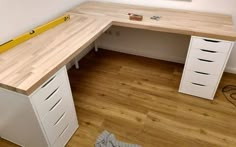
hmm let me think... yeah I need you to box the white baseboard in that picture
[99,45,186,64]
[225,67,236,74]
[99,45,236,74]
[65,42,236,74]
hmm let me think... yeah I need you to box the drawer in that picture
[53,118,78,147]
[31,68,66,107]
[42,95,67,130]
[46,111,70,145]
[42,96,69,145]
[183,70,219,87]
[180,81,215,100]
[191,37,232,53]
[186,55,226,75]
[36,85,64,119]
[189,47,228,62]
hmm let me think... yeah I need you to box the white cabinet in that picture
[30,66,78,147]
[0,66,78,147]
[179,36,234,100]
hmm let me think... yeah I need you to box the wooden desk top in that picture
[0,1,236,95]
[71,1,236,41]
[0,13,111,95]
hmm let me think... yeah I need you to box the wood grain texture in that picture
[0,13,112,95]
[0,138,18,147]
[70,1,236,41]
[54,50,236,147]
[67,50,236,147]
[1,1,236,95]
[1,49,236,146]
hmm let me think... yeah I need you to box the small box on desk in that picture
[128,13,143,21]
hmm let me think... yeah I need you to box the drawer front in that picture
[42,93,77,146]
[36,86,64,119]
[180,81,215,100]
[191,37,232,53]
[41,86,70,145]
[45,111,70,145]
[184,70,219,87]
[53,118,78,147]
[186,55,226,75]
[31,68,66,107]
[189,48,228,63]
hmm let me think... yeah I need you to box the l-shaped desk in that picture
[0,1,236,147]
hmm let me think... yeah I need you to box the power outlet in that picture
[104,30,113,35]
[115,31,120,37]
[104,30,120,37]
[108,30,112,35]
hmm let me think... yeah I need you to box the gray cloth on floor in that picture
[95,130,141,147]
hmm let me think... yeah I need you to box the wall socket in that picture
[115,31,120,36]
[104,30,112,35]
[104,30,120,37]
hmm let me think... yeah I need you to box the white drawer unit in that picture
[180,36,234,100]
[30,66,78,147]
[0,66,78,147]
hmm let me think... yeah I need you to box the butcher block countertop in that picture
[0,13,112,95]
[0,1,236,95]
[71,1,236,41]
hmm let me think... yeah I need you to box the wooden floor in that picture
[2,49,236,147]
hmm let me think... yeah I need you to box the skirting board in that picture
[99,45,186,64]
[99,45,236,74]
[66,44,236,74]
[225,67,236,74]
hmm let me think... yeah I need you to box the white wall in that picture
[0,0,86,44]
[99,26,191,63]
[94,0,236,73]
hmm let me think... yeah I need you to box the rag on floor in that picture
[95,130,141,147]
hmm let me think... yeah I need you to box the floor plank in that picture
[1,49,236,147]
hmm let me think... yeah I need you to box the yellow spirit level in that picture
[0,14,70,54]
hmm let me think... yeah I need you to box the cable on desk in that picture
[222,85,236,107]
